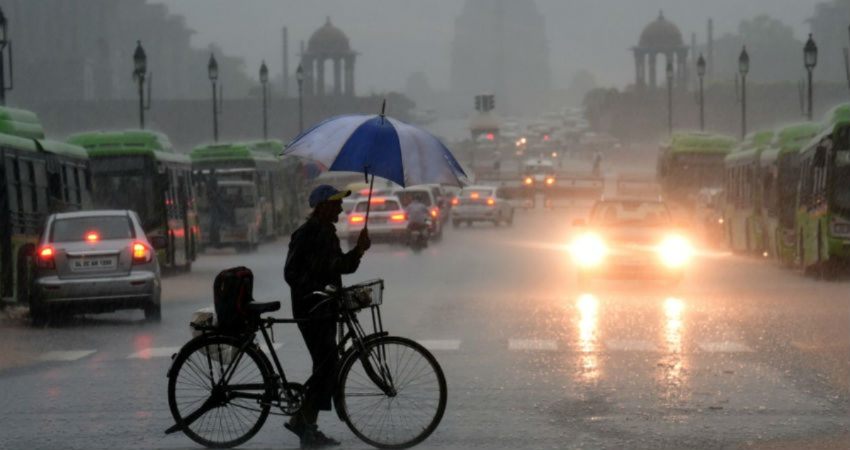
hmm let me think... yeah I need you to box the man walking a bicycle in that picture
[284,185,371,448]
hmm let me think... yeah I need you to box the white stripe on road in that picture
[38,350,97,362]
[605,340,659,352]
[417,340,461,351]
[128,347,181,359]
[698,341,753,353]
[508,339,558,351]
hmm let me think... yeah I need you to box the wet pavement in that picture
[0,208,848,449]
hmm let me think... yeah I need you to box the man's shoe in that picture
[301,425,341,448]
[284,420,305,438]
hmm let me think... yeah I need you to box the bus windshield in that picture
[89,157,161,231]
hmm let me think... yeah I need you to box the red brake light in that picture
[37,246,55,269]
[132,241,152,264]
[85,232,100,243]
[390,213,406,222]
[370,198,385,204]
[470,192,480,199]
[451,197,459,206]
[546,177,555,186]
[430,207,439,218]
[524,177,533,185]
[486,198,495,206]
[349,215,365,224]
[485,132,495,141]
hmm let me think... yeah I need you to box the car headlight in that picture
[571,233,607,268]
[658,235,692,268]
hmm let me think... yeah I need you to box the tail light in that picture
[85,232,100,243]
[390,213,406,222]
[470,192,480,199]
[430,207,439,218]
[451,197,459,206]
[545,177,555,186]
[486,198,496,206]
[524,177,533,185]
[37,246,55,269]
[349,215,366,224]
[132,241,153,264]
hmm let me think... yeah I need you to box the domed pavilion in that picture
[300,17,357,97]
[632,11,689,89]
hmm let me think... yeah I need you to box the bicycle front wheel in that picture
[167,334,273,448]
[337,336,447,449]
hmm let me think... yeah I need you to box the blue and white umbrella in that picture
[282,112,468,189]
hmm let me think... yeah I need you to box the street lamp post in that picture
[208,54,219,142]
[0,6,14,105]
[666,61,674,136]
[804,34,818,121]
[296,64,304,133]
[133,41,151,129]
[697,54,706,131]
[259,60,268,140]
[739,46,749,139]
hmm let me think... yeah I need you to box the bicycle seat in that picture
[247,301,281,315]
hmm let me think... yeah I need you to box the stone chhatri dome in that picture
[638,11,684,48]
[307,17,351,54]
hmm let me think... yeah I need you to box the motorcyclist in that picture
[405,198,431,245]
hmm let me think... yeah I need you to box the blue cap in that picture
[309,184,351,208]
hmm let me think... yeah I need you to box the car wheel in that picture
[144,302,162,322]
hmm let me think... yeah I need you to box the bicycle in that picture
[164,279,447,449]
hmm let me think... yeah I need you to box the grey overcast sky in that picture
[151,0,824,92]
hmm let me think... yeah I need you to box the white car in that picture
[31,210,163,324]
[346,196,409,246]
[451,185,515,227]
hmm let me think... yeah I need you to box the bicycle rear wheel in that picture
[337,336,447,449]
[167,334,273,448]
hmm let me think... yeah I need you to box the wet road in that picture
[1,208,848,449]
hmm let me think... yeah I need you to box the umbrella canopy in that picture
[283,114,468,188]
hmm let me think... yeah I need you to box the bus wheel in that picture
[16,246,34,305]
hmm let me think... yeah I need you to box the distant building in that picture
[450,0,551,115]
[2,0,253,104]
[299,17,357,98]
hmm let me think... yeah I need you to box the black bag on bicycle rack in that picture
[213,266,255,334]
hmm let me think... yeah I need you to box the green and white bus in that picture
[657,131,737,206]
[67,131,198,272]
[758,123,820,265]
[1,106,92,304]
[795,104,850,273]
[191,140,305,251]
[723,130,776,253]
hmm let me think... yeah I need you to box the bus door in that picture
[0,150,11,299]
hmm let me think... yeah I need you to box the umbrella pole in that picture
[364,173,375,231]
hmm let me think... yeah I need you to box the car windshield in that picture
[354,199,401,212]
[396,191,432,207]
[590,201,672,227]
[51,216,134,242]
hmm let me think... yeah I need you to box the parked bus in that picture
[657,132,737,206]
[191,140,305,251]
[723,130,776,253]
[758,123,820,265]
[1,106,92,304]
[795,104,850,273]
[67,130,198,272]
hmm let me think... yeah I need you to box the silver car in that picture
[451,185,515,227]
[31,210,163,324]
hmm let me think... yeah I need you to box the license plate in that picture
[369,217,387,224]
[70,256,117,272]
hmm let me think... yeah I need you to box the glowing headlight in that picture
[658,235,693,268]
[571,233,607,268]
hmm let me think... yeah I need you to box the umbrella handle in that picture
[363,173,375,232]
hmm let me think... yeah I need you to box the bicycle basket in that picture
[342,279,384,310]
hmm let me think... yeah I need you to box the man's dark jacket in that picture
[284,216,363,317]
